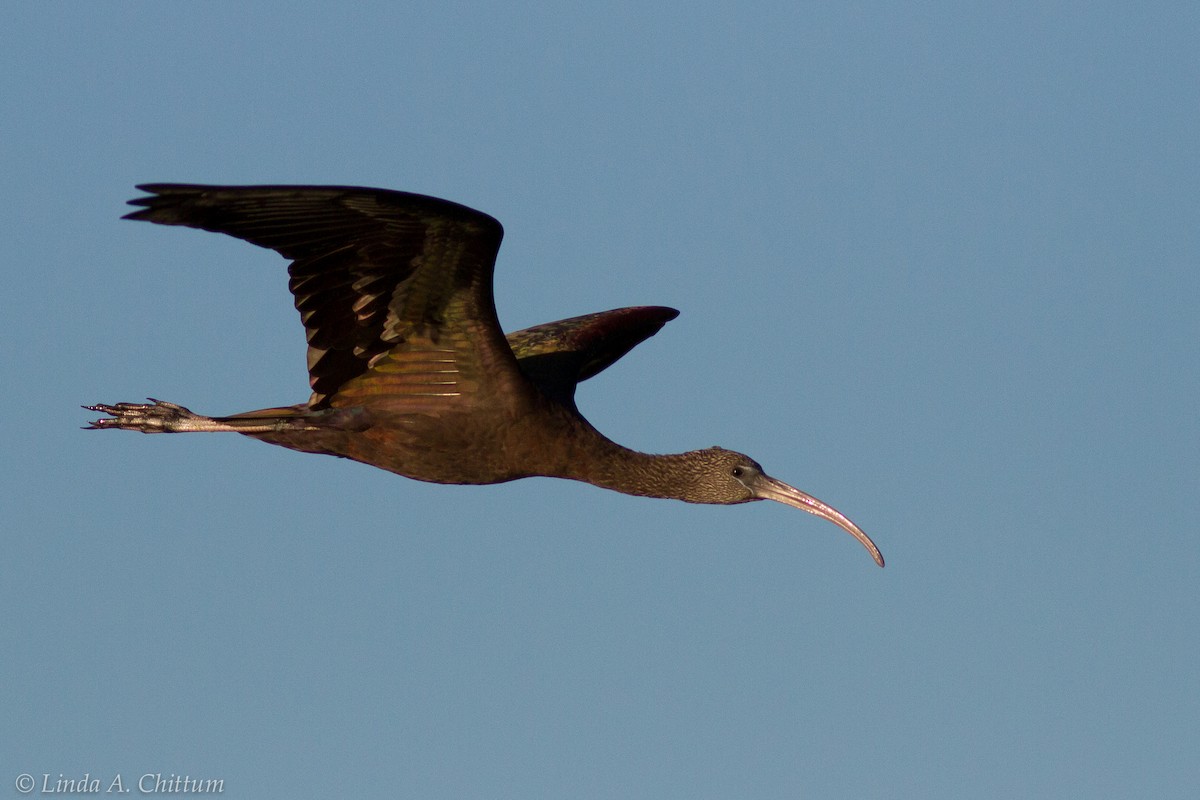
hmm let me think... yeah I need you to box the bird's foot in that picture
[84,398,203,433]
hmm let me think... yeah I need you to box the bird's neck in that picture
[550,424,709,502]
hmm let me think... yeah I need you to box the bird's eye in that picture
[731,466,744,478]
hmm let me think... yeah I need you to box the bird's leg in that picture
[84,398,308,434]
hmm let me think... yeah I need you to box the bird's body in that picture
[87,184,883,566]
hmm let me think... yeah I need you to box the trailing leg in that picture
[83,398,317,434]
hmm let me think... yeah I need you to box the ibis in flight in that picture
[86,185,883,567]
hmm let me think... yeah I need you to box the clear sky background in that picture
[3,3,1197,798]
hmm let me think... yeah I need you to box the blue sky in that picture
[4,3,1198,798]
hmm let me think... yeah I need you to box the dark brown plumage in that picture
[86,184,883,567]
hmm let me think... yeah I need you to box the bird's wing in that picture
[125,184,522,411]
[505,306,679,406]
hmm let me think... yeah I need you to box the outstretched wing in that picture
[506,306,679,406]
[125,184,520,411]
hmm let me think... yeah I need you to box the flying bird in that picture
[86,185,883,567]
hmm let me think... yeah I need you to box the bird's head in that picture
[684,447,884,567]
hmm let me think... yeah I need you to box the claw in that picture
[83,398,197,433]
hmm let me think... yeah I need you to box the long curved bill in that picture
[752,475,884,567]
